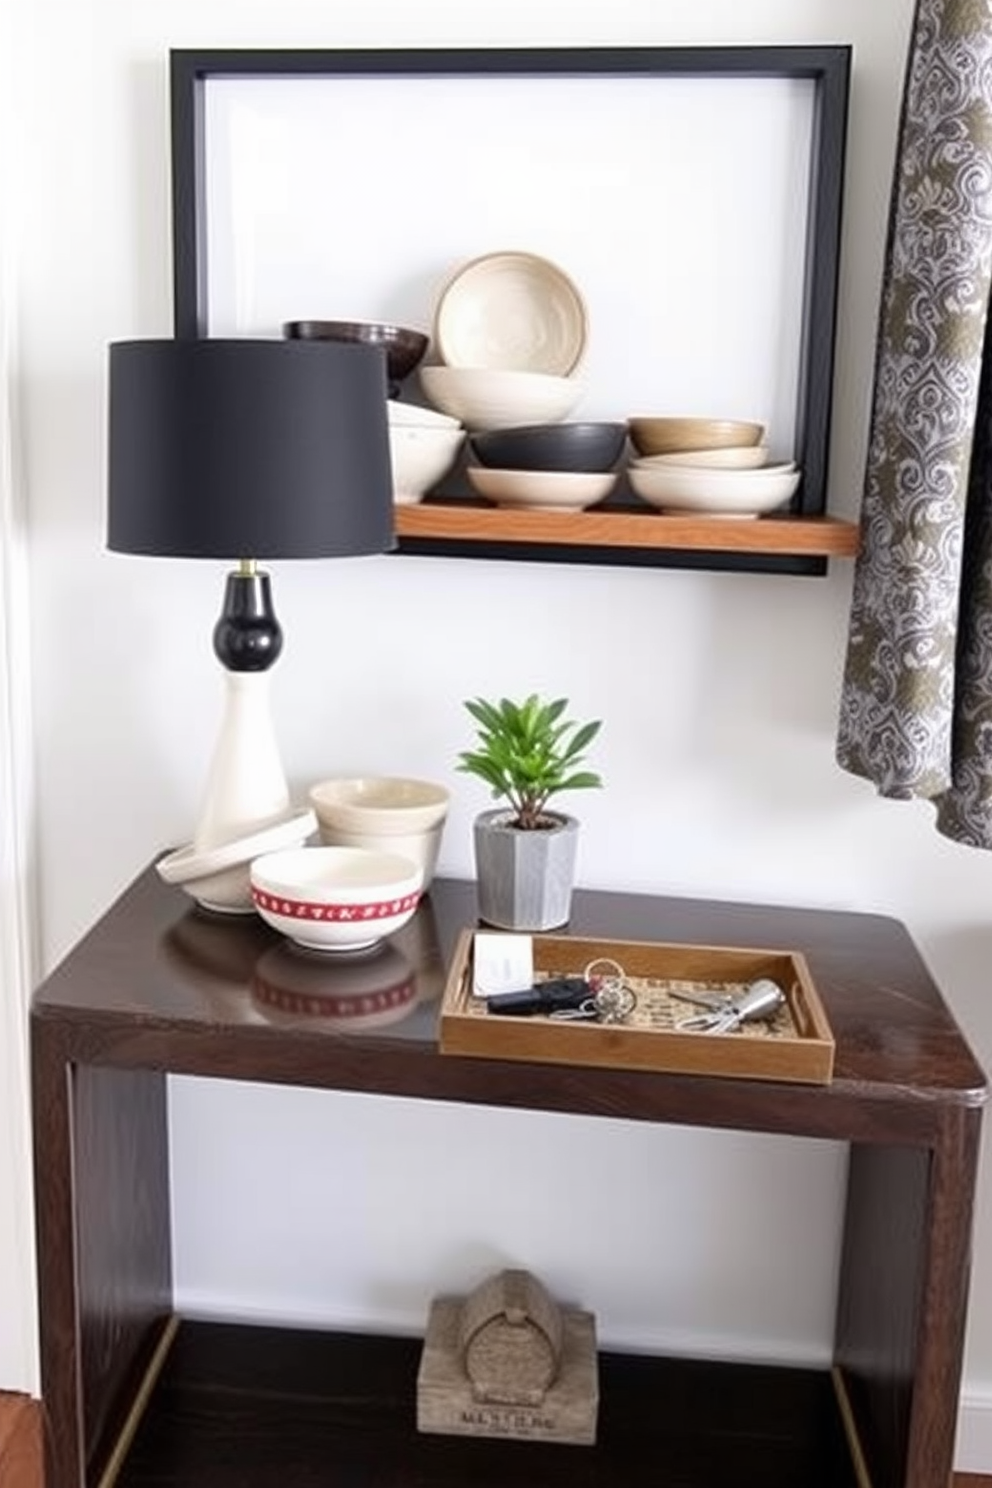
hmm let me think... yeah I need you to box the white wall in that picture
[7,0,992,1470]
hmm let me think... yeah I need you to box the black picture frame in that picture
[169,46,851,577]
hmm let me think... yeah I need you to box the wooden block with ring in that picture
[416,1267,599,1444]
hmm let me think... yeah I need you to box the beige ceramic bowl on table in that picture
[309,776,449,890]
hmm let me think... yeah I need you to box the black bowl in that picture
[283,320,430,397]
[469,421,628,473]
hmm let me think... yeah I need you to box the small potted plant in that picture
[457,693,603,930]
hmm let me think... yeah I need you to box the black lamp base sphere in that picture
[213,571,283,673]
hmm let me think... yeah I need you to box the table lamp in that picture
[107,337,393,902]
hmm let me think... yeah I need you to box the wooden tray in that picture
[439,930,835,1084]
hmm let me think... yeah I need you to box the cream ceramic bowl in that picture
[419,366,583,431]
[433,250,588,376]
[629,462,801,516]
[388,423,465,504]
[387,398,462,430]
[250,846,423,953]
[309,777,449,888]
[466,465,616,512]
[632,445,772,471]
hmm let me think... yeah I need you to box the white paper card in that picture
[473,933,534,999]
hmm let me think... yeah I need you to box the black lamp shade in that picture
[107,339,394,559]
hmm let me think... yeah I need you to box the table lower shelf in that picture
[105,1319,863,1488]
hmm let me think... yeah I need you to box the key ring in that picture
[584,957,637,1023]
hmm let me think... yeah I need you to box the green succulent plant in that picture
[458,693,603,830]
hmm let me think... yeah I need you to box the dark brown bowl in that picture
[283,320,430,396]
[469,421,628,473]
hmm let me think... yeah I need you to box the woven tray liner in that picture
[470,971,799,1040]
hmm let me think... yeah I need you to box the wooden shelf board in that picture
[394,502,861,558]
[107,1319,861,1488]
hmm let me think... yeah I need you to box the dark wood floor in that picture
[1,1390,987,1488]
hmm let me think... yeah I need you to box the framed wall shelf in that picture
[170,46,856,576]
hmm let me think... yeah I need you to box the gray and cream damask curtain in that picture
[837,0,992,849]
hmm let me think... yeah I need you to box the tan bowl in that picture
[629,417,765,457]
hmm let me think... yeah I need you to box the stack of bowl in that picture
[283,319,465,503]
[627,416,801,517]
[386,399,465,506]
[308,776,450,891]
[418,250,588,431]
[467,421,627,512]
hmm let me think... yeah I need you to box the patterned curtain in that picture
[837,0,992,849]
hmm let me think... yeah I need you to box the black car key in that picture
[486,976,592,1016]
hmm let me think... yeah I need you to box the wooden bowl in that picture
[628,417,765,457]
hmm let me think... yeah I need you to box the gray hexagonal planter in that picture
[473,809,579,931]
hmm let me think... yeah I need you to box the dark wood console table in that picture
[31,866,987,1488]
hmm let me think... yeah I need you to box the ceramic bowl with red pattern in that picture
[250,846,423,954]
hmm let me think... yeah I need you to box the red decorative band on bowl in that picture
[251,887,421,921]
[252,977,418,1019]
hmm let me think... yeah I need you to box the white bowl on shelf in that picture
[628,462,801,516]
[250,845,423,953]
[466,465,616,512]
[419,365,583,431]
[388,423,464,504]
[387,398,462,430]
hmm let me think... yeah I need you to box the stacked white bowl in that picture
[387,399,465,505]
[309,776,450,891]
[417,250,588,431]
[626,416,801,517]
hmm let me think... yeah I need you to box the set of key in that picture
[484,972,785,1033]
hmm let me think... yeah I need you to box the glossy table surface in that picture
[33,867,987,1118]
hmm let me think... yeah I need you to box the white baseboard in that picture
[958,1390,992,1474]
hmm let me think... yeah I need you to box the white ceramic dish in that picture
[155,808,317,915]
[629,462,801,516]
[434,250,588,375]
[250,845,423,953]
[419,366,583,431]
[386,398,462,430]
[388,423,464,504]
[632,445,773,471]
[466,465,616,512]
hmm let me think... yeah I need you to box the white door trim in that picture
[0,123,39,1392]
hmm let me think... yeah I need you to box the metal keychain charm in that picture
[675,977,785,1034]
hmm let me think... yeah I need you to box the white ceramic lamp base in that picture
[193,668,291,854]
